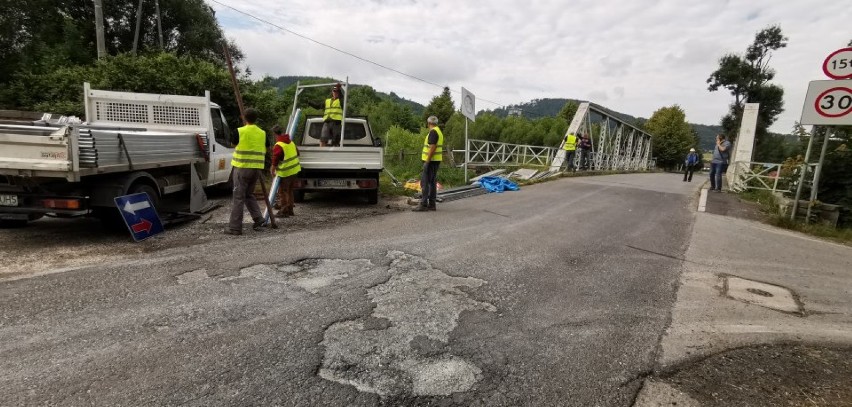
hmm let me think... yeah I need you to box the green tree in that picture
[707,25,787,159]
[644,105,695,169]
[558,101,579,124]
[423,86,455,126]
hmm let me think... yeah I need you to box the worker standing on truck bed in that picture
[226,108,267,235]
[270,125,301,218]
[320,84,344,147]
[412,115,443,212]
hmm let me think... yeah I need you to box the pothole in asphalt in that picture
[318,250,496,397]
[725,276,802,314]
[220,258,375,293]
[176,268,209,284]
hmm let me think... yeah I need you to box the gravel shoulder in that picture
[0,191,411,280]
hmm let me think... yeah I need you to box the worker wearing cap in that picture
[563,133,578,172]
[270,125,301,217]
[320,84,344,147]
[413,116,443,212]
[226,108,267,235]
[684,147,700,182]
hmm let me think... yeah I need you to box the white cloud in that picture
[211,0,850,132]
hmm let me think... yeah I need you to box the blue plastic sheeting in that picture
[478,176,519,193]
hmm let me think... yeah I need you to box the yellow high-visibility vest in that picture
[231,124,266,169]
[421,126,444,162]
[275,141,301,178]
[564,134,577,151]
[323,98,343,121]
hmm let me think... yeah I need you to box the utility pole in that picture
[154,0,164,49]
[132,0,144,55]
[94,0,106,59]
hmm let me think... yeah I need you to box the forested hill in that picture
[485,98,723,150]
[268,78,722,150]
[268,76,425,116]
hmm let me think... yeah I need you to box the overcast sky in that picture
[210,0,848,132]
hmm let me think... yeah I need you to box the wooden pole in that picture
[94,0,106,59]
[222,43,277,229]
[132,0,144,55]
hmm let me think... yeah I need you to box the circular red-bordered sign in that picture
[814,86,852,117]
[822,47,852,80]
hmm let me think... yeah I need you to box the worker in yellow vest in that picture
[320,84,344,147]
[226,108,267,235]
[270,125,301,218]
[413,115,443,212]
[563,133,578,172]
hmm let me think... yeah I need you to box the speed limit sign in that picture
[823,47,852,80]
[800,79,852,125]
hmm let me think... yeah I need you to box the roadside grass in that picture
[379,157,657,197]
[738,189,852,244]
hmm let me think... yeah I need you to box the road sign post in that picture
[114,192,164,241]
[461,87,476,183]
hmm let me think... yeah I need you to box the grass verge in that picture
[738,189,852,245]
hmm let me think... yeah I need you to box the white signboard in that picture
[823,47,852,80]
[461,87,476,122]
[800,79,852,125]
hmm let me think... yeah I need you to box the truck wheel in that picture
[367,189,379,205]
[129,183,160,209]
[294,190,305,203]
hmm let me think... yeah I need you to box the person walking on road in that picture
[562,133,578,172]
[709,134,731,191]
[683,148,699,182]
[270,126,301,218]
[413,116,443,212]
[320,84,344,147]
[226,108,267,235]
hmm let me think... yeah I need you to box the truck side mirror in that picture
[373,138,383,147]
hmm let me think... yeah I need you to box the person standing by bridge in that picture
[683,148,699,182]
[412,116,443,212]
[562,133,578,172]
[709,134,731,191]
[577,134,592,170]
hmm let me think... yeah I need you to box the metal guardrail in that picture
[729,161,817,194]
[467,139,557,166]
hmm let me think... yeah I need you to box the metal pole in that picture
[464,118,469,183]
[222,44,245,120]
[790,129,816,220]
[805,127,832,224]
[132,0,144,55]
[94,0,106,59]
[154,0,164,48]
[339,77,349,147]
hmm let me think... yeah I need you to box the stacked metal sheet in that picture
[78,128,207,168]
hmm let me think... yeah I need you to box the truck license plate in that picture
[0,194,18,207]
[318,180,348,187]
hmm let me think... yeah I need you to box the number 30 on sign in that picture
[801,80,852,125]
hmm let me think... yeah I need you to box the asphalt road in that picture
[0,173,697,406]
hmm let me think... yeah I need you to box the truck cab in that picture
[293,117,384,204]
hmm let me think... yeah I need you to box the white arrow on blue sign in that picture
[114,192,164,241]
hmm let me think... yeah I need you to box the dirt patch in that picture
[659,344,852,406]
[0,191,410,279]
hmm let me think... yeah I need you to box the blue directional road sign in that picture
[114,192,164,241]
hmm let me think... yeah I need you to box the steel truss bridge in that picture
[463,103,654,171]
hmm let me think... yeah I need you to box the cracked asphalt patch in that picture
[221,258,375,293]
[319,251,496,397]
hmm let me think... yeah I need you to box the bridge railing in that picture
[466,139,557,167]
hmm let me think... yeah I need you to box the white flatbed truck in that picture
[0,83,236,227]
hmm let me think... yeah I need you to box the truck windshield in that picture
[305,122,372,146]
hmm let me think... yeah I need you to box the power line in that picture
[208,0,551,119]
